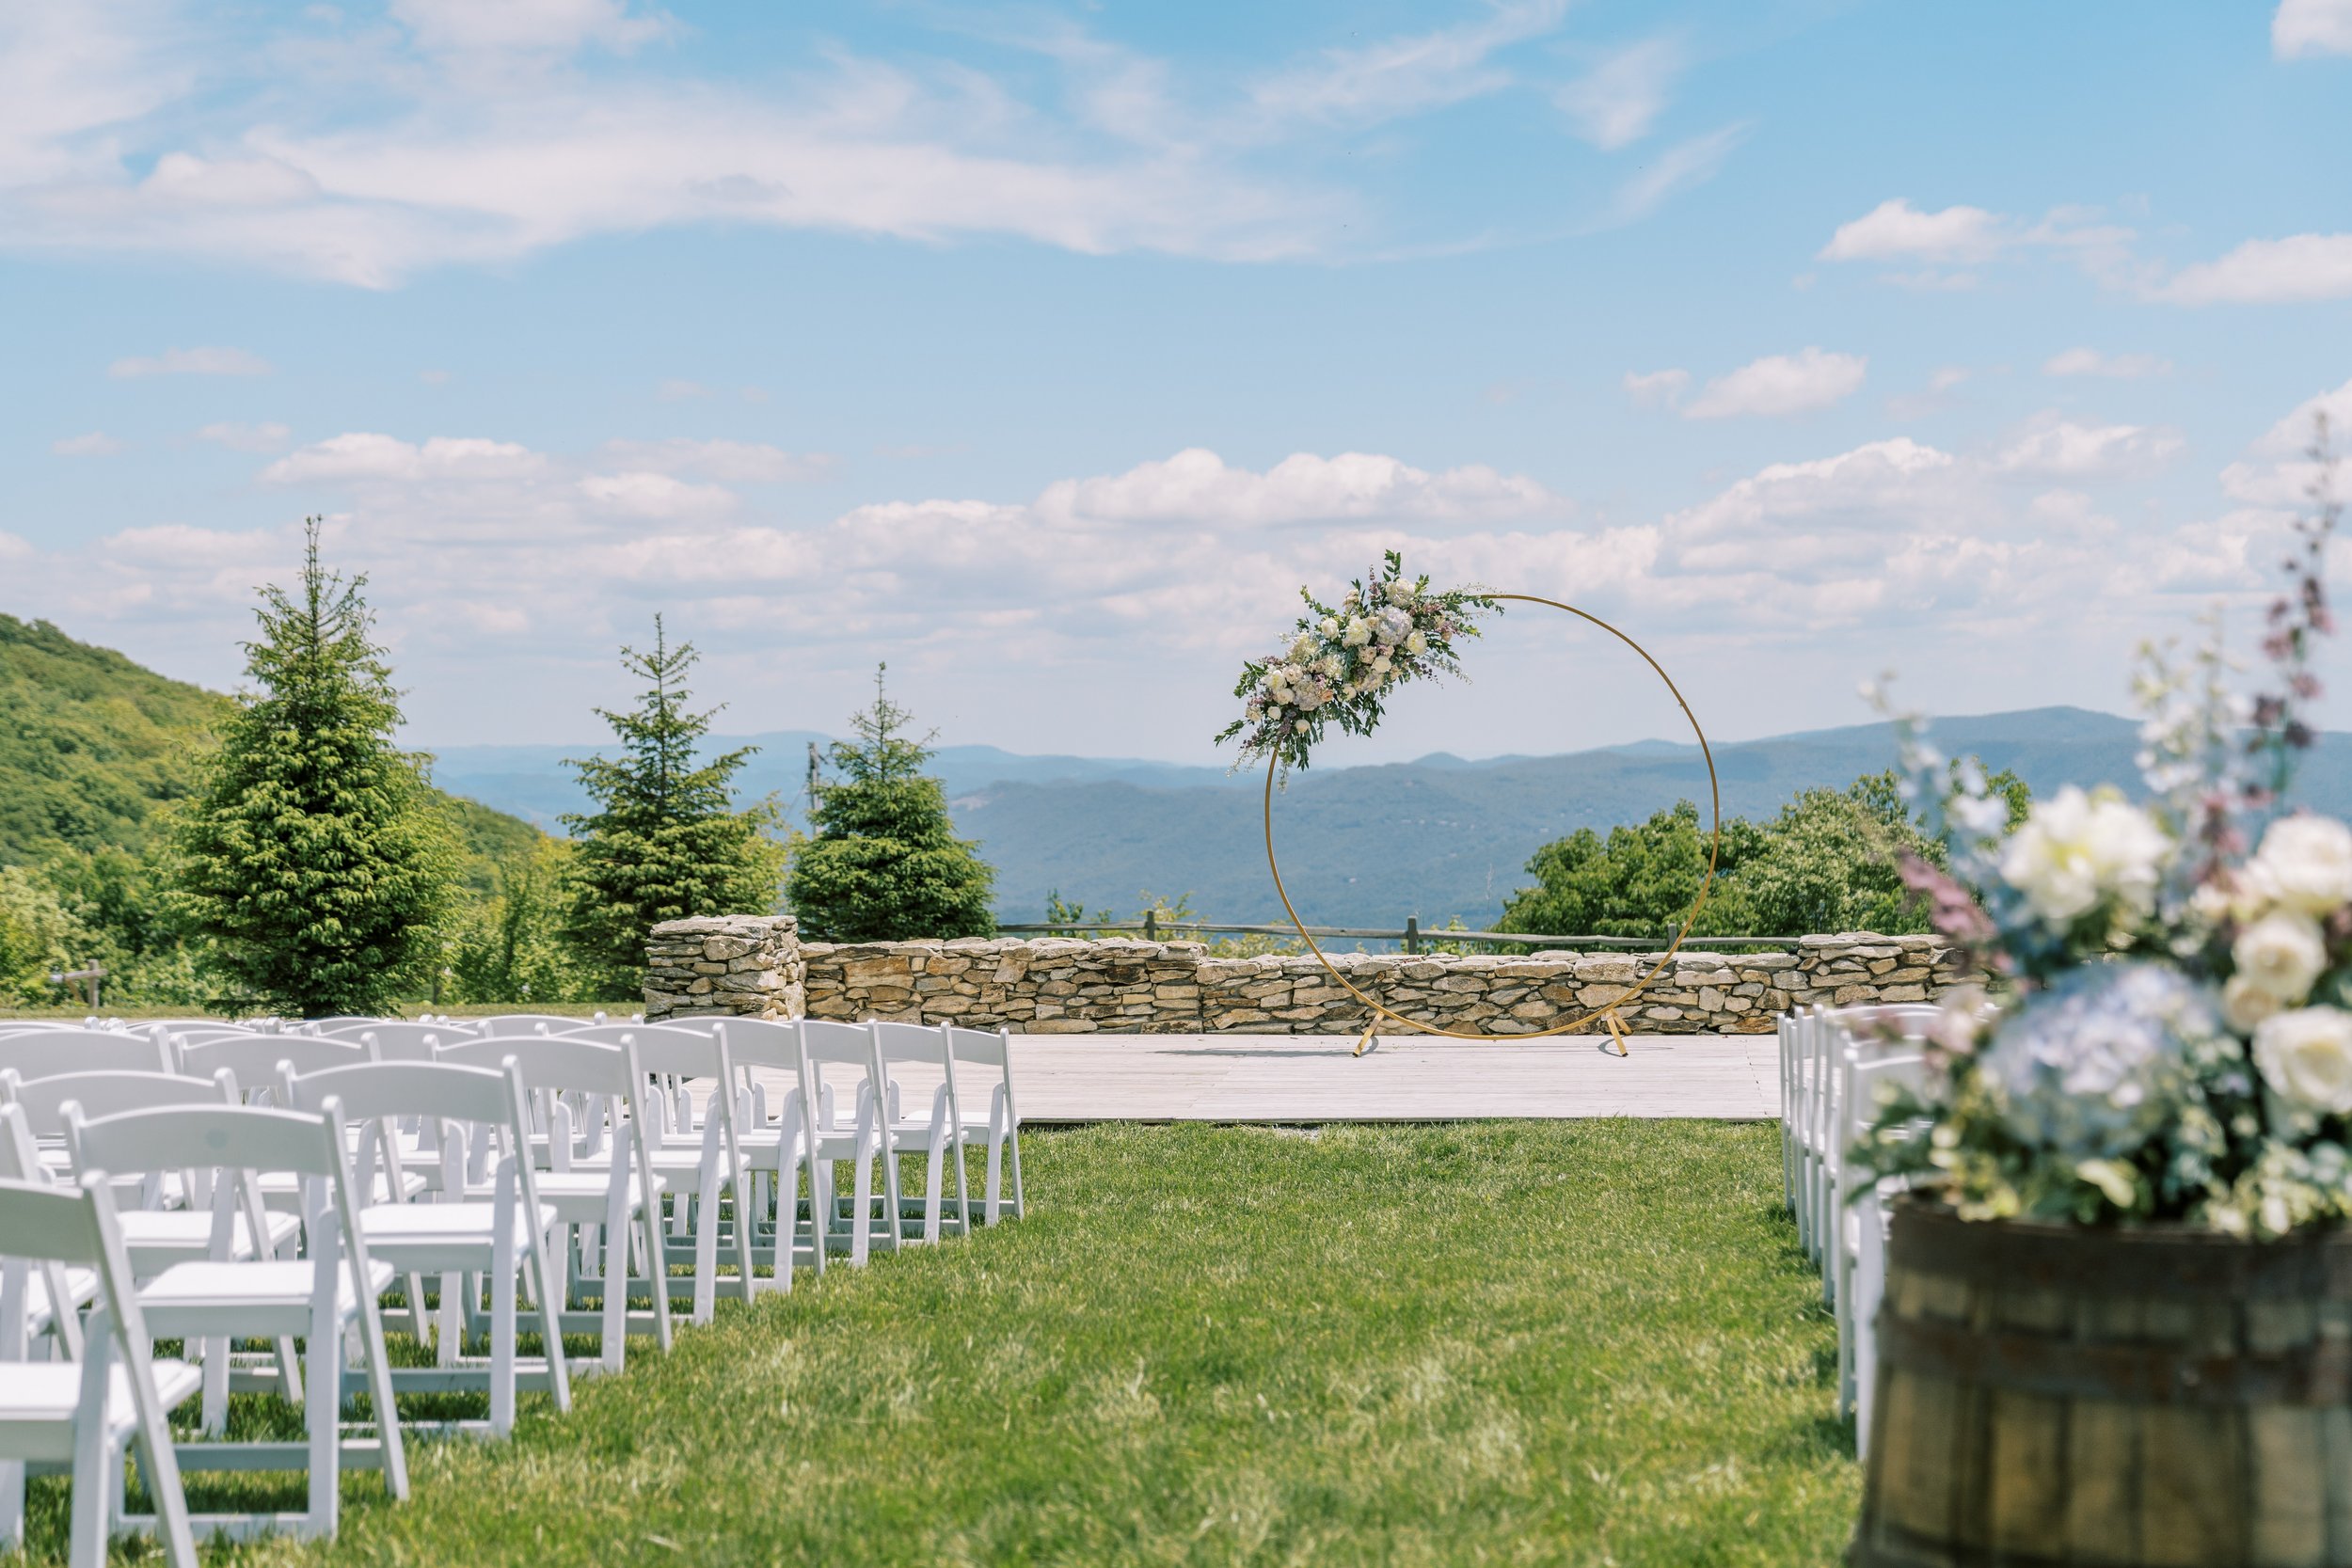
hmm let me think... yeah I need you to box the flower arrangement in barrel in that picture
[1862,418,2347,1234]
[1217,550,1499,773]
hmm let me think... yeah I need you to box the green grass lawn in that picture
[15,1121,1856,1567]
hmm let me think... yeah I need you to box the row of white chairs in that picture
[1776,1003,1939,1459]
[0,1010,1027,1565]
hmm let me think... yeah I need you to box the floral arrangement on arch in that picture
[1861,419,2346,1236]
[1216,550,1499,773]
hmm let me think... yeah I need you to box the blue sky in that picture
[4,0,2350,766]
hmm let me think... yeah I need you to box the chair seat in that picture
[0,1358,203,1461]
[463,1170,662,1221]
[356,1199,559,1268]
[117,1209,303,1273]
[24,1266,99,1333]
[259,1169,425,1209]
[135,1259,395,1338]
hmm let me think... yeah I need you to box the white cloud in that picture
[1248,0,1565,127]
[577,470,736,519]
[260,433,548,483]
[1929,367,1970,393]
[1819,198,2004,262]
[655,380,710,402]
[195,420,292,452]
[2219,374,2352,505]
[2275,0,2352,56]
[1554,36,1682,150]
[108,344,271,377]
[1994,419,2185,480]
[2155,234,2352,304]
[53,431,125,457]
[2043,348,2173,379]
[1623,368,1689,407]
[390,0,673,55]
[1599,122,1748,227]
[1684,348,1867,420]
[1033,447,1563,528]
[596,438,829,483]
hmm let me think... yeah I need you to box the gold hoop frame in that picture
[1262,594,1722,1051]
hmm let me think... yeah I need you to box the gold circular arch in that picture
[1262,593,1722,1051]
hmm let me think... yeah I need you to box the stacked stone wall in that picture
[787,932,1958,1034]
[644,914,804,1020]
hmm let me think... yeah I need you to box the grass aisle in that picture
[78,1121,1856,1566]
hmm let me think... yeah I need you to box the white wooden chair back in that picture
[180,1035,364,1103]
[0,1032,172,1082]
[322,1022,468,1057]
[944,1025,1025,1223]
[471,1014,602,1037]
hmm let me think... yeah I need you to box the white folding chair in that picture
[795,1020,891,1265]
[714,1019,824,1291]
[471,1015,611,1038]
[944,1026,1025,1224]
[287,1061,572,1436]
[1831,1022,1932,1440]
[0,1109,93,1362]
[434,1036,675,1371]
[548,1023,756,1317]
[64,1102,409,1542]
[324,1022,470,1057]
[0,1171,201,1568]
[0,1032,174,1083]
[868,1022,968,1244]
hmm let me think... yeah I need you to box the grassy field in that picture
[13,1121,1855,1567]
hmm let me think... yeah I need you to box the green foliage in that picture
[447,838,593,1005]
[1502,766,2032,941]
[167,521,464,1017]
[0,612,230,864]
[0,865,80,1005]
[787,667,995,942]
[561,619,784,993]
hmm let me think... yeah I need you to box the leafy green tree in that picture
[451,838,587,1005]
[561,619,783,994]
[1501,800,1768,938]
[787,667,995,942]
[0,864,85,1005]
[167,520,462,1016]
[40,845,207,1006]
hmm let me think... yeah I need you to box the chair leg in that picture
[1007,1130,1025,1219]
[0,1458,24,1554]
[691,1173,720,1324]
[491,1242,517,1437]
[305,1311,342,1539]
[985,1132,1004,1225]
[199,1335,230,1435]
[66,1332,113,1568]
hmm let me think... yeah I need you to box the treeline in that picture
[0,525,993,1015]
[1499,768,2030,940]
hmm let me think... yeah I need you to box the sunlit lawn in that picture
[13,1121,1856,1567]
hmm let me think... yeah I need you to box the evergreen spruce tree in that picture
[560,619,783,994]
[787,666,995,942]
[168,520,461,1016]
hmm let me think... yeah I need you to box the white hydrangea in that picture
[1978,963,2217,1159]
[1289,633,1317,663]
[2253,1006,2352,1115]
[1374,606,1412,644]
[2234,911,2328,1004]
[1998,785,2170,926]
[2251,815,2352,917]
[1385,581,1415,607]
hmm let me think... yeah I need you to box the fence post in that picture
[1404,916,1420,956]
[1144,909,1158,942]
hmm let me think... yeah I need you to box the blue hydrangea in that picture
[1978,962,2225,1160]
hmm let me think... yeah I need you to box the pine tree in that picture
[787,665,995,942]
[560,619,783,993]
[168,520,462,1016]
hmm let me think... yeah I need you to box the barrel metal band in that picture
[1878,1310,2352,1406]
[1889,1202,2352,1300]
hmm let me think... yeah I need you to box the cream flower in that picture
[2251,815,2352,917]
[1293,719,1310,734]
[2224,974,2285,1036]
[1288,633,1317,663]
[1386,581,1415,607]
[1998,786,2170,926]
[2253,1006,2352,1115]
[2234,911,2328,1004]
[1405,630,1428,655]
[1342,617,1373,647]
[1317,617,1340,637]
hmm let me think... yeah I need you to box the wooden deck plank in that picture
[754,1032,1777,1123]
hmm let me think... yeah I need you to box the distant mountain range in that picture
[430,708,2352,928]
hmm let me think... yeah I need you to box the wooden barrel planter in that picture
[1853,1199,2352,1568]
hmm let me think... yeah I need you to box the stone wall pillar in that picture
[644,914,804,1021]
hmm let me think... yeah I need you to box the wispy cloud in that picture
[2043,348,2172,379]
[195,420,291,452]
[1554,36,1684,150]
[2274,0,2352,56]
[2153,234,2352,304]
[1623,368,1690,408]
[1685,348,1866,420]
[53,431,125,457]
[1248,0,1567,128]
[109,345,272,377]
[1597,122,1749,228]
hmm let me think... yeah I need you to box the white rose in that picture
[2252,815,2352,917]
[2224,974,2285,1035]
[2253,1006,2352,1114]
[1999,785,2170,926]
[1386,582,1415,607]
[1313,654,1341,678]
[1372,653,1392,673]
[1318,617,1340,636]
[2234,911,2328,1003]
[1342,617,1373,647]
[1405,630,1428,655]
[1293,719,1310,735]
